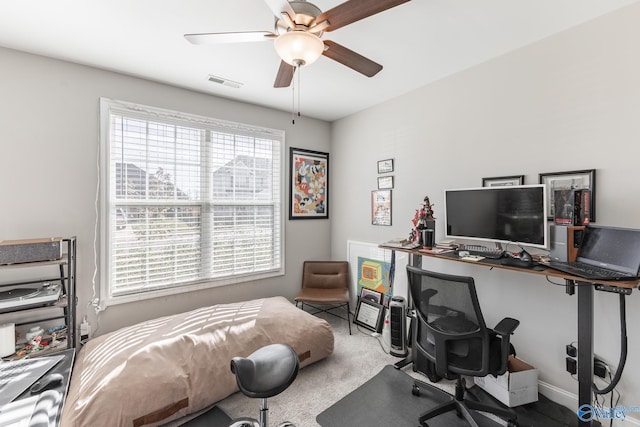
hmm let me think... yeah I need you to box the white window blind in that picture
[100,98,284,305]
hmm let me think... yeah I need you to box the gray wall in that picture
[0,46,331,335]
[330,3,640,419]
[2,3,640,421]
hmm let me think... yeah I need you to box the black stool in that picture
[227,344,299,427]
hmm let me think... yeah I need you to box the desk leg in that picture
[577,281,594,426]
[411,253,422,268]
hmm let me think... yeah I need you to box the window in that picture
[99,98,284,306]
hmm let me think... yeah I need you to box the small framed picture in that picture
[377,175,394,189]
[371,190,392,226]
[539,169,596,221]
[482,175,524,187]
[354,298,385,332]
[377,159,394,174]
[360,287,383,304]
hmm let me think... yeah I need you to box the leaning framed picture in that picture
[289,147,329,219]
[482,175,524,187]
[371,189,392,226]
[360,287,383,304]
[354,298,385,332]
[539,169,596,221]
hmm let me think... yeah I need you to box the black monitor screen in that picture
[444,185,547,249]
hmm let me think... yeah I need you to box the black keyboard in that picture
[461,245,504,259]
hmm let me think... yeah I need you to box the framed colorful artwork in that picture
[371,190,392,226]
[289,147,329,219]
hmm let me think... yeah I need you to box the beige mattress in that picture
[61,296,334,427]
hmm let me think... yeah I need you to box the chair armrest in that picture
[493,317,519,337]
[493,317,520,375]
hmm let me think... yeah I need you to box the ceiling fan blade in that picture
[322,40,382,77]
[274,61,295,88]
[318,0,410,32]
[263,0,296,19]
[184,31,276,44]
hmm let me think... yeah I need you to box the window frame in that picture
[99,98,285,307]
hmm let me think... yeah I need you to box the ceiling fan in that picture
[185,0,411,88]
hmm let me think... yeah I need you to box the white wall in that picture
[330,3,640,421]
[0,46,331,335]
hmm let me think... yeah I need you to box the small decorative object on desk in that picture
[411,196,436,247]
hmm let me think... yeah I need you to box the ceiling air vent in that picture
[208,75,243,88]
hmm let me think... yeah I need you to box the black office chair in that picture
[406,265,520,427]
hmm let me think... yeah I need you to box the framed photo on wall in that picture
[482,175,524,187]
[377,175,394,189]
[371,190,392,226]
[539,169,596,221]
[289,147,329,219]
[377,159,394,174]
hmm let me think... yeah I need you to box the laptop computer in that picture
[0,354,64,406]
[546,225,640,281]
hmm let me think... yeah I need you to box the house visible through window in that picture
[99,98,284,306]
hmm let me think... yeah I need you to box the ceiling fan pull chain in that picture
[297,64,301,120]
[291,65,296,125]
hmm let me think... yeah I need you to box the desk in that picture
[380,245,638,427]
[12,349,75,426]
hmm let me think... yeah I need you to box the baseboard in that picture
[539,381,640,426]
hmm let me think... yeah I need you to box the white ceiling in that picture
[1,0,637,122]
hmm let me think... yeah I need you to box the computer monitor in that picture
[444,184,548,249]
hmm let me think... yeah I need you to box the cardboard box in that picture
[474,355,538,407]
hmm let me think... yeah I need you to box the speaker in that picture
[389,296,408,357]
[0,238,62,265]
[550,225,585,262]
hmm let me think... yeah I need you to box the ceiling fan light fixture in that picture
[274,31,324,66]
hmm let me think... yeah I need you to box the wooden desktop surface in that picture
[379,245,640,290]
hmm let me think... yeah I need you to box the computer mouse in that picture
[518,250,533,262]
[30,372,64,394]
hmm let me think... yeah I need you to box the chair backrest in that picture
[302,261,349,290]
[407,265,491,378]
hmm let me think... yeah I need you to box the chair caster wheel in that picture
[507,420,518,427]
[228,418,260,427]
[412,384,420,396]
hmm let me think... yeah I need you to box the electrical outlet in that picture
[566,357,577,375]
[594,358,607,378]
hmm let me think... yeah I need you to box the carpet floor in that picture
[175,310,582,427]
